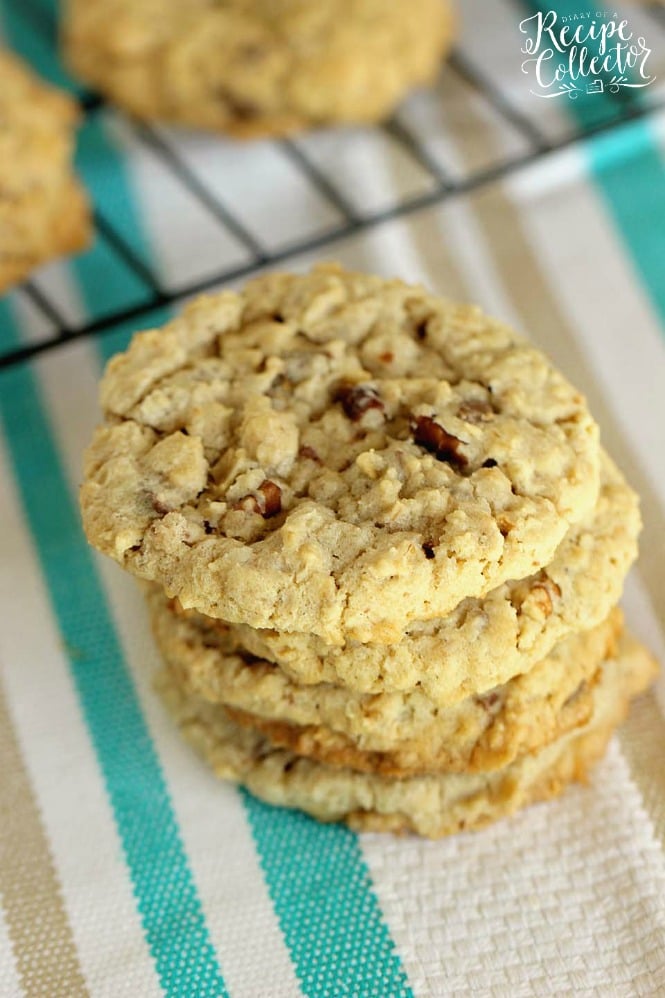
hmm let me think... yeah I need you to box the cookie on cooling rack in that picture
[64,0,456,137]
[0,49,90,294]
[80,264,600,645]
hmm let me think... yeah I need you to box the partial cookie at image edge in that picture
[0,48,91,293]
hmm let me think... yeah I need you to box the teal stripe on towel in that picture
[585,118,665,327]
[74,113,159,286]
[243,793,413,998]
[0,302,229,998]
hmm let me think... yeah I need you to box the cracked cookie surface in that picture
[156,632,657,838]
[64,0,455,138]
[81,265,600,644]
[0,49,90,293]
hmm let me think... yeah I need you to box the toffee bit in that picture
[482,458,498,469]
[411,415,468,468]
[422,542,436,560]
[333,381,385,421]
[457,399,494,424]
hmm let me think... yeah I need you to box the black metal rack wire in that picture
[2,0,665,369]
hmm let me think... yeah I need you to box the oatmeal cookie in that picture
[0,49,90,293]
[156,632,657,838]
[149,582,622,775]
[81,265,600,645]
[163,453,636,701]
[64,0,455,138]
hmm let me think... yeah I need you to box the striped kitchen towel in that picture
[1,0,664,994]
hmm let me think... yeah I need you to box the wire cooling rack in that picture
[2,0,665,369]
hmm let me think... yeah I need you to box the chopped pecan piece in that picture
[333,381,385,421]
[218,88,260,120]
[414,319,428,341]
[233,480,282,518]
[412,416,468,468]
[299,445,321,463]
[497,515,513,537]
[457,399,494,424]
[258,480,282,517]
[562,680,587,710]
[149,493,170,516]
[476,690,500,712]
[238,43,267,62]
[529,576,562,617]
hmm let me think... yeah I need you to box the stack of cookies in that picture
[80,265,656,838]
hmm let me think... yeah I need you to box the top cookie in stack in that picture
[80,265,654,837]
[81,264,600,643]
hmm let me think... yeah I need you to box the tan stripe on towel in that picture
[439,78,665,845]
[0,674,88,998]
